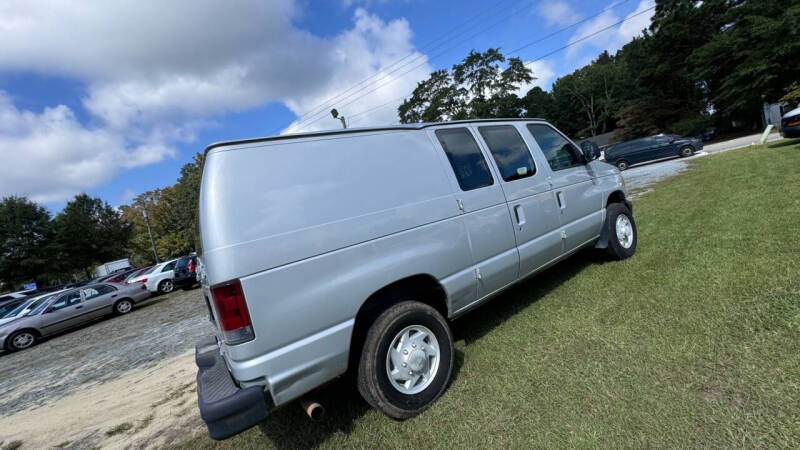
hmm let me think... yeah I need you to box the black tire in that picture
[158,279,174,294]
[616,160,629,171]
[114,298,134,315]
[357,301,453,419]
[605,203,637,260]
[6,329,37,352]
[679,145,694,157]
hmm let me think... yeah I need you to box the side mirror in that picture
[580,141,601,161]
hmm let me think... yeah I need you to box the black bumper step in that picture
[195,336,269,440]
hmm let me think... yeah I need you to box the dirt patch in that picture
[0,350,208,449]
[0,288,210,415]
[0,288,214,448]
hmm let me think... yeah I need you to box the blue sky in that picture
[0,0,654,213]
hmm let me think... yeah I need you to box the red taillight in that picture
[210,280,254,344]
[139,278,147,283]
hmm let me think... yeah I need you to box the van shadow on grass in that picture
[252,249,604,448]
[767,138,800,149]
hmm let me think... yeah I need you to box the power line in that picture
[333,4,657,127]
[291,2,644,132]
[281,0,534,133]
[269,0,517,134]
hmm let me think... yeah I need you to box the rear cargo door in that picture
[429,126,519,303]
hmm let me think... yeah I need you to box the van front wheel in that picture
[357,301,453,419]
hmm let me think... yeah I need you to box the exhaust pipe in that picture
[300,398,325,421]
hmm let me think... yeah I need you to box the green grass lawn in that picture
[179,140,800,449]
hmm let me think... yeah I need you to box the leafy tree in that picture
[399,49,533,123]
[0,196,52,288]
[690,0,800,123]
[119,153,203,265]
[53,194,131,278]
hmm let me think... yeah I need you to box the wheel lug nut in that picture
[403,350,408,355]
[409,371,413,375]
[402,363,406,367]
[412,344,416,348]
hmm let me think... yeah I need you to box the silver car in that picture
[0,283,151,352]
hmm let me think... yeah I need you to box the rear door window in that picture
[477,125,536,181]
[526,124,583,171]
[435,128,494,191]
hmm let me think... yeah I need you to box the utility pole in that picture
[330,108,347,129]
[142,207,160,264]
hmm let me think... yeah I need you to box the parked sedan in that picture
[605,134,703,170]
[127,259,178,294]
[0,289,69,326]
[0,283,151,352]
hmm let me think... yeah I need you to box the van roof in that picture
[204,118,547,154]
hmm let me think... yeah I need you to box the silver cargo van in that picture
[195,119,636,439]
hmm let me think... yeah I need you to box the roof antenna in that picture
[330,108,347,129]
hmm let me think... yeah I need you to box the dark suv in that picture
[605,134,703,170]
[172,255,198,290]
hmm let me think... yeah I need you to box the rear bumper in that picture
[195,336,270,440]
[780,125,800,138]
[173,273,197,287]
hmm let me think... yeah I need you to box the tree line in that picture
[0,154,204,290]
[399,0,800,140]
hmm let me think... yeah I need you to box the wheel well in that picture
[10,328,41,338]
[606,190,626,207]
[114,297,133,305]
[347,274,448,372]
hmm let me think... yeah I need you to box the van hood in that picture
[783,106,800,119]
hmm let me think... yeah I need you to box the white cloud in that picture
[539,1,581,27]
[0,1,431,201]
[515,60,556,95]
[0,92,176,203]
[120,189,136,205]
[565,0,655,58]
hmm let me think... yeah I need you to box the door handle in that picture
[556,191,566,210]
[75,305,83,309]
[111,294,118,298]
[514,205,526,230]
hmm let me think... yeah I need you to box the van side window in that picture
[526,124,583,171]
[435,128,494,191]
[477,125,536,182]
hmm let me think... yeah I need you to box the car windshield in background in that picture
[0,299,26,318]
[27,295,56,316]
[7,297,42,318]
[142,265,158,275]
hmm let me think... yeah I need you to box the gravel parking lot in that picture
[0,287,211,415]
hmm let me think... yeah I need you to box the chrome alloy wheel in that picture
[160,280,174,293]
[12,332,35,349]
[116,300,133,314]
[385,325,440,395]
[616,214,634,248]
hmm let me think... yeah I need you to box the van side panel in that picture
[200,131,459,284]
[226,216,473,406]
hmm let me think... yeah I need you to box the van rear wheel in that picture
[357,301,453,419]
[616,160,629,171]
[679,145,694,157]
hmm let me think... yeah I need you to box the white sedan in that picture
[127,259,178,294]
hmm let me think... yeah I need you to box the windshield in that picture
[6,297,41,318]
[0,300,25,318]
[27,295,56,316]
[142,265,158,275]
